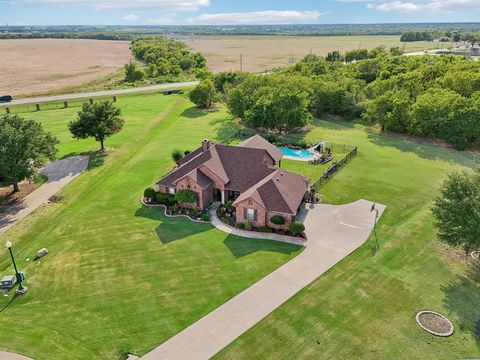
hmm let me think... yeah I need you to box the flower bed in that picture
[216,203,305,238]
[142,196,210,223]
[415,311,454,337]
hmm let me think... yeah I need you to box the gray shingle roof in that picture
[238,134,284,163]
[233,169,308,214]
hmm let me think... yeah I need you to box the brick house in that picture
[155,135,308,228]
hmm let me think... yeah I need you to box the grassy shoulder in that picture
[0,94,302,359]
[215,119,480,359]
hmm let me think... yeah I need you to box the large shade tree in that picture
[0,114,58,192]
[69,101,124,150]
[432,170,480,253]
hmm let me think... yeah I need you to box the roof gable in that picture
[238,134,284,163]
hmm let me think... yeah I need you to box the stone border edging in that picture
[471,251,480,264]
[209,205,306,247]
[415,310,454,337]
[140,198,210,224]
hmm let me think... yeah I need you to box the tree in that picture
[410,89,479,150]
[0,114,58,192]
[226,75,312,132]
[432,170,480,253]
[69,101,124,150]
[189,80,216,108]
[171,149,183,163]
[326,50,344,62]
[124,61,144,82]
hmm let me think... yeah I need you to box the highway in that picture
[1,81,199,106]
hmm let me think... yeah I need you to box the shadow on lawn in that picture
[223,234,301,259]
[366,128,480,169]
[180,106,219,119]
[441,265,480,345]
[61,149,108,170]
[134,206,211,244]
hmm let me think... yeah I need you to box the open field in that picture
[0,93,478,359]
[0,94,301,359]
[217,120,480,359]
[0,39,131,97]
[188,35,446,73]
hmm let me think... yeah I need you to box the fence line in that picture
[2,95,117,115]
[311,146,358,191]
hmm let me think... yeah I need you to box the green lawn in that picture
[1,93,479,359]
[0,93,302,359]
[215,119,480,359]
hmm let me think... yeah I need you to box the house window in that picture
[246,208,255,221]
[168,187,175,195]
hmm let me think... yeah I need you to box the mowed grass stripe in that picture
[0,93,302,359]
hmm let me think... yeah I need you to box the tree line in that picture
[191,46,480,150]
[2,23,480,38]
[123,37,208,83]
[400,30,480,43]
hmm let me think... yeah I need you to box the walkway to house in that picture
[0,156,89,235]
[209,203,306,246]
[141,199,386,360]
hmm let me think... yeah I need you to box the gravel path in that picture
[0,156,89,235]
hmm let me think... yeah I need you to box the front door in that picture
[213,188,222,202]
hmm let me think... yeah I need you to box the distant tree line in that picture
[400,30,480,44]
[2,23,480,39]
[123,37,208,83]
[216,47,480,150]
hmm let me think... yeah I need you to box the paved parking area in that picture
[141,199,386,360]
[0,156,89,235]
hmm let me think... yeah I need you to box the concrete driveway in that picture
[0,156,89,235]
[0,351,33,360]
[141,199,385,360]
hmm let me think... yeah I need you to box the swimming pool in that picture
[279,147,315,160]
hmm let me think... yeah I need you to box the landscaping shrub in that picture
[225,200,234,212]
[171,204,179,213]
[270,215,286,225]
[259,226,273,233]
[156,192,175,205]
[144,187,155,200]
[236,222,245,229]
[244,221,252,230]
[175,189,197,204]
[201,213,210,222]
[289,221,305,235]
[171,149,183,163]
[276,230,286,235]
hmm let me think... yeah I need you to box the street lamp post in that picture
[5,241,28,295]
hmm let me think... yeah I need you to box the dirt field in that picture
[188,35,439,73]
[0,39,131,97]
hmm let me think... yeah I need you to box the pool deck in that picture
[281,154,315,162]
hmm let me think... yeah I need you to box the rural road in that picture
[141,199,385,360]
[0,156,89,235]
[2,81,199,106]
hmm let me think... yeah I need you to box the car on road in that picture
[0,95,13,103]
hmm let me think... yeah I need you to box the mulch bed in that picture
[416,311,454,337]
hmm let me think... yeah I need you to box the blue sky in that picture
[1,0,479,26]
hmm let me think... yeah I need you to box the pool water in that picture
[279,147,314,159]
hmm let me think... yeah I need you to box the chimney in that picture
[202,139,210,153]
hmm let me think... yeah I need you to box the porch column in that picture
[221,190,226,204]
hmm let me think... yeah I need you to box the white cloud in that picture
[122,14,139,21]
[366,0,480,13]
[187,10,324,25]
[17,0,210,11]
